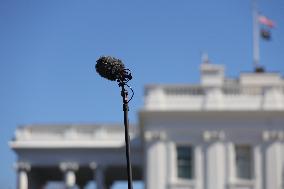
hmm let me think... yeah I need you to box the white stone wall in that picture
[142,112,284,189]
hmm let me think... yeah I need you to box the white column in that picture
[90,162,106,189]
[254,145,262,189]
[95,165,106,189]
[18,171,28,189]
[166,142,176,184]
[203,131,226,189]
[227,142,236,185]
[15,162,30,189]
[203,130,226,189]
[195,145,203,189]
[145,132,167,189]
[60,162,79,189]
[205,142,226,189]
[265,142,282,189]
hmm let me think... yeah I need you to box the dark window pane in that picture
[177,146,194,179]
[235,145,253,179]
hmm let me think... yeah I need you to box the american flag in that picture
[258,15,275,28]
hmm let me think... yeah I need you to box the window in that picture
[235,145,253,179]
[177,145,194,179]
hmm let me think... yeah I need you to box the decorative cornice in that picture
[262,130,284,142]
[14,162,31,172]
[144,131,167,141]
[203,130,225,142]
[59,162,79,172]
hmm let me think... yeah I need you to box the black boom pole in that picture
[120,83,133,189]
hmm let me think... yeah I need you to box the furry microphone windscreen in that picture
[96,56,125,81]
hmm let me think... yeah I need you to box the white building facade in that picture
[10,60,284,189]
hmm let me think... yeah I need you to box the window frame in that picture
[234,144,254,180]
[176,144,195,180]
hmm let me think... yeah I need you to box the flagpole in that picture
[252,0,260,69]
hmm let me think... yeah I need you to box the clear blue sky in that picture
[0,0,283,188]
